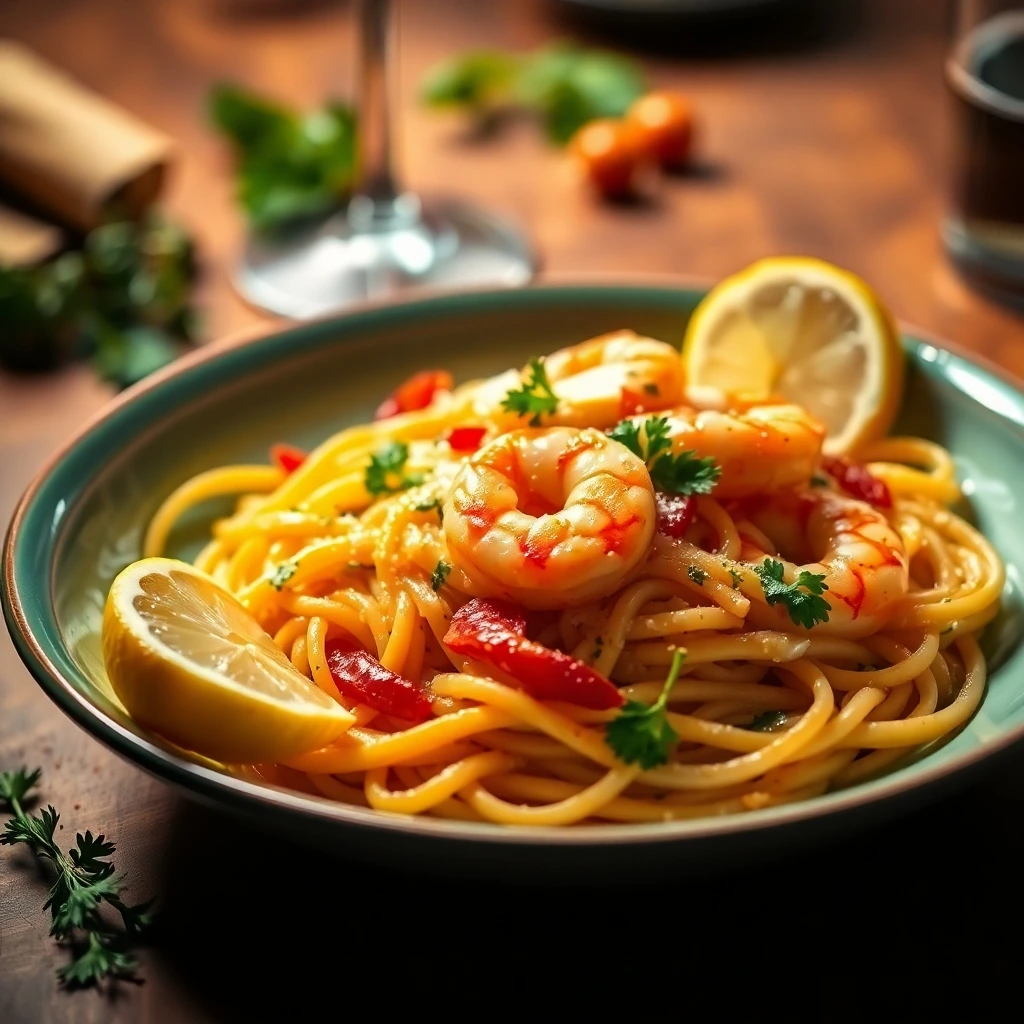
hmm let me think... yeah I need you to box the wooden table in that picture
[1,0,1021,1018]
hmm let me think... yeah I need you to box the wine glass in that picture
[235,0,537,319]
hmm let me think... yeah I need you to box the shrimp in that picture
[442,427,656,609]
[737,488,909,637]
[630,403,826,498]
[459,331,683,431]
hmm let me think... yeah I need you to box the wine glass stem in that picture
[353,0,405,220]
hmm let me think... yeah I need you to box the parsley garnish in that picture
[728,567,744,589]
[748,710,788,732]
[643,382,660,396]
[752,558,831,629]
[269,561,297,590]
[414,497,444,523]
[605,649,685,770]
[0,767,153,988]
[810,474,830,487]
[592,635,604,660]
[687,565,708,586]
[431,560,452,591]
[500,358,559,426]
[608,415,721,495]
[365,441,424,496]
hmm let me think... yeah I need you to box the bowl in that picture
[4,282,1024,878]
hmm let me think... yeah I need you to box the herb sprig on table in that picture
[0,767,153,988]
[0,215,198,388]
[422,41,646,144]
[209,84,357,235]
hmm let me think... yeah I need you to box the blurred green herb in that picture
[0,215,198,388]
[421,42,646,144]
[209,83,357,235]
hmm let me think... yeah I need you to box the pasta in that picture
[142,330,1004,826]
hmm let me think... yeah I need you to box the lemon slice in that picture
[683,257,904,454]
[102,558,353,763]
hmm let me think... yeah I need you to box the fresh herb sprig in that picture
[0,768,153,989]
[753,558,831,629]
[501,359,559,426]
[209,84,356,234]
[0,216,198,388]
[431,560,452,592]
[422,42,646,144]
[365,442,424,497]
[748,710,788,733]
[608,415,721,496]
[605,649,685,770]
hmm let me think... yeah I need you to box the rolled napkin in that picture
[0,202,64,266]
[0,41,173,233]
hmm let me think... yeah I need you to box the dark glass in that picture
[945,11,1024,300]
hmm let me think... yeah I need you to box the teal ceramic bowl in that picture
[4,283,1024,877]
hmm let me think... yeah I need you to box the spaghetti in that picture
[142,331,1004,826]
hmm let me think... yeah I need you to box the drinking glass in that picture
[945,0,1024,302]
[236,0,536,319]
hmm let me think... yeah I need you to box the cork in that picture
[0,41,174,232]
[0,202,64,266]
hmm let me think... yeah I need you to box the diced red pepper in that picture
[618,386,650,419]
[325,637,434,723]
[821,456,892,509]
[374,369,455,421]
[447,425,488,453]
[443,598,624,710]
[270,443,306,474]
[656,492,696,538]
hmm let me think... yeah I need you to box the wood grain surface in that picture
[1,1,1021,1019]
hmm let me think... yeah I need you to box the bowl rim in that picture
[5,276,1024,848]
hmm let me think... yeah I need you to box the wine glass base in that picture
[235,196,537,320]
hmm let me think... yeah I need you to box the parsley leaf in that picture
[607,418,643,459]
[687,565,708,586]
[431,560,452,592]
[752,558,831,629]
[605,649,685,770]
[608,415,721,496]
[365,442,424,496]
[728,567,744,589]
[209,84,356,234]
[269,561,297,591]
[500,359,559,426]
[414,497,444,523]
[748,710,788,732]
[0,767,152,988]
[650,449,721,495]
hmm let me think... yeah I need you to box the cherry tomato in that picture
[626,91,695,170]
[568,118,646,200]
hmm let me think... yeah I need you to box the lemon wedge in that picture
[682,257,904,454]
[102,558,353,763]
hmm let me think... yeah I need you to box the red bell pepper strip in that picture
[270,443,306,474]
[656,492,696,538]
[374,369,455,421]
[443,598,624,710]
[325,637,434,723]
[447,425,488,453]
[821,456,892,509]
[618,386,650,419]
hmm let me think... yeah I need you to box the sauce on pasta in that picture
[141,330,1004,825]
